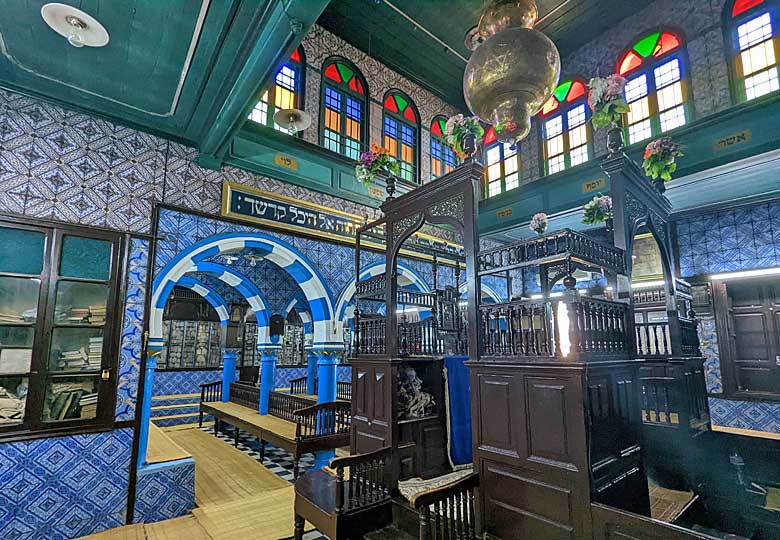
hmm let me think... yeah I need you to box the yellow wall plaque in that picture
[274,154,298,171]
[713,129,752,152]
[367,186,385,199]
[496,208,513,219]
[582,177,606,194]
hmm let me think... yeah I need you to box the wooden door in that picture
[351,361,392,453]
[726,280,780,395]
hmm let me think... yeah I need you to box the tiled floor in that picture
[205,426,326,539]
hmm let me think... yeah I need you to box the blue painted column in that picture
[313,350,339,469]
[221,349,239,402]
[306,350,317,395]
[259,349,277,415]
[137,338,163,468]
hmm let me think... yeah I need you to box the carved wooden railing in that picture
[290,376,308,395]
[295,401,351,440]
[337,381,352,401]
[633,286,666,305]
[330,447,392,514]
[229,381,260,410]
[268,391,314,423]
[198,380,222,427]
[477,229,626,276]
[635,322,671,357]
[398,289,436,308]
[479,297,630,360]
[356,273,387,300]
[355,316,387,355]
[413,473,480,540]
[399,317,443,356]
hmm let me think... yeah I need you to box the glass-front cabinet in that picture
[0,221,123,436]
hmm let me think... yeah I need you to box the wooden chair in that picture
[412,473,480,540]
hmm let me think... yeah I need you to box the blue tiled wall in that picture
[152,369,225,396]
[678,202,780,436]
[133,459,195,524]
[0,428,133,540]
[676,200,780,277]
[272,365,352,388]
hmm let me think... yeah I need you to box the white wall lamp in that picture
[41,3,109,48]
[710,267,780,281]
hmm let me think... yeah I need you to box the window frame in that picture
[429,115,458,181]
[482,127,521,199]
[539,79,593,176]
[616,29,693,145]
[318,56,369,160]
[382,90,420,184]
[0,217,125,440]
[725,0,780,104]
[248,46,306,135]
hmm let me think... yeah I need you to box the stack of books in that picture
[0,311,24,323]
[65,308,90,324]
[86,337,102,369]
[57,348,88,370]
[79,392,98,418]
[89,304,106,326]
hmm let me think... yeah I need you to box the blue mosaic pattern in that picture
[116,238,149,421]
[697,315,723,394]
[152,370,225,396]
[133,460,195,524]
[676,201,780,277]
[709,397,780,434]
[0,428,133,540]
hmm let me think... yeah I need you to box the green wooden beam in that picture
[193,0,329,165]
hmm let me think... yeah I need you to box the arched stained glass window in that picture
[430,116,457,180]
[483,126,520,198]
[320,58,368,160]
[727,0,780,102]
[617,31,689,144]
[383,91,419,183]
[540,79,591,174]
[248,47,305,133]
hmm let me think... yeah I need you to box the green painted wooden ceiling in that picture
[317,0,654,111]
[0,0,328,160]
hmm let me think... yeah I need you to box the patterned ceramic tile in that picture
[133,460,195,524]
[0,428,133,540]
[709,397,780,434]
[152,370,225,397]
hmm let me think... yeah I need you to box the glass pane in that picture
[505,173,520,191]
[0,227,45,275]
[546,135,564,157]
[548,155,565,174]
[0,276,40,323]
[487,181,502,198]
[653,58,681,89]
[657,82,684,112]
[570,145,589,166]
[0,376,27,426]
[627,97,650,124]
[0,327,34,374]
[59,236,112,281]
[660,104,687,132]
[737,12,773,51]
[544,116,563,139]
[741,40,776,76]
[569,124,588,148]
[54,281,108,325]
[745,67,780,99]
[43,376,99,422]
[567,104,587,128]
[50,327,103,371]
[624,74,648,103]
[628,119,653,144]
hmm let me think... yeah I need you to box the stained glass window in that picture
[729,0,780,102]
[617,31,688,144]
[383,91,419,183]
[430,116,457,180]
[248,47,304,134]
[540,80,590,174]
[320,58,368,159]
[483,127,520,198]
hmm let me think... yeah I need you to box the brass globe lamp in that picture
[464,0,561,145]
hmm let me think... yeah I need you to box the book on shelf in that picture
[0,311,25,323]
[89,304,107,325]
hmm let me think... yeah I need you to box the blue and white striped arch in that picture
[335,261,432,325]
[177,276,230,325]
[184,262,274,349]
[151,232,340,351]
[459,281,503,303]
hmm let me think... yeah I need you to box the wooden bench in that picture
[200,385,350,479]
[290,377,352,401]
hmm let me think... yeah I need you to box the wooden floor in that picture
[78,427,312,540]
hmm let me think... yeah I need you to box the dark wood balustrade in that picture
[337,381,352,401]
[329,447,392,514]
[269,391,315,423]
[399,317,442,356]
[229,381,260,410]
[413,472,480,540]
[198,380,222,427]
[398,289,436,308]
[355,315,387,355]
[635,322,671,357]
[290,376,309,395]
[355,274,387,300]
[479,296,630,360]
[477,229,626,276]
[296,401,351,440]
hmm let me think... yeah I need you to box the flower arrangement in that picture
[529,213,548,235]
[355,142,400,187]
[588,75,630,130]
[642,136,683,181]
[582,194,613,225]
[444,114,485,158]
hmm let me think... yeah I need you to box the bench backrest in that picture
[268,391,313,422]
[230,381,260,410]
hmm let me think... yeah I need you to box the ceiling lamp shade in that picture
[41,3,109,48]
[464,0,560,145]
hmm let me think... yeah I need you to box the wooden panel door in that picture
[726,281,780,395]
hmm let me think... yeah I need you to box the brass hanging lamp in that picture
[464,0,561,145]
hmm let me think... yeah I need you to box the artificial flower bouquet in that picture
[355,142,400,187]
[529,212,548,235]
[588,74,629,130]
[582,194,613,225]
[642,136,683,181]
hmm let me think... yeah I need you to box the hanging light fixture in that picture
[463,0,561,145]
[41,3,109,48]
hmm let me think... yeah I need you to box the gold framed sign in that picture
[220,182,463,265]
